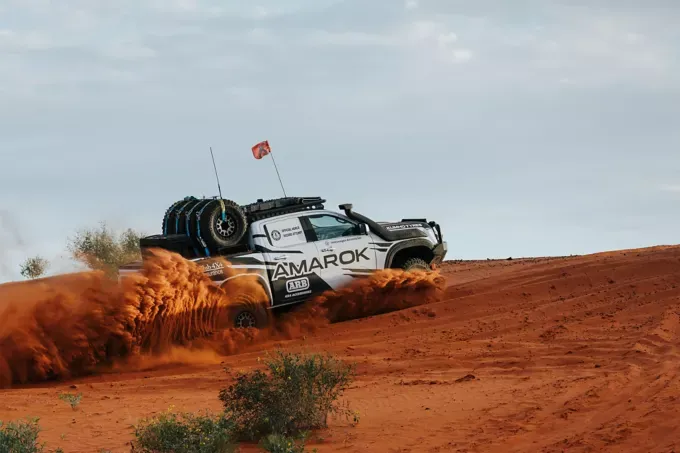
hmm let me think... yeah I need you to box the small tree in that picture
[19,256,49,280]
[67,222,142,277]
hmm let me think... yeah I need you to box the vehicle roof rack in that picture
[241,196,326,221]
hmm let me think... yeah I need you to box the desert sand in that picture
[1,245,679,452]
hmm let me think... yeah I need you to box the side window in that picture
[307,215,360,241]
[263,217,307,247]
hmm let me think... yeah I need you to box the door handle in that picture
[273,255,288,261]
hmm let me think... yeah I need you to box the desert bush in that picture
[19,256,49,280]
[0,417,42,453]
[259,433,316,453]
[219,351,356,441]
[131,409,235,453]
[0,417,63,453]
[58,392,82,410]
[67,222,142,277]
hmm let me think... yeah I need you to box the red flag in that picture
[251,140,271,160]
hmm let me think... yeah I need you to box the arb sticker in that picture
[286,277,310,293]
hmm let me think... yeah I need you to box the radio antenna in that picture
[209,146,223,199]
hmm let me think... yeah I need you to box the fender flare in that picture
[384,239,435,269]
[219,272,274,308]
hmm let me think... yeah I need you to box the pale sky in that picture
[1,0,679,282]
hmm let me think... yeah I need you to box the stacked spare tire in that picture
[161,196,249,256]
[150,196,324,258]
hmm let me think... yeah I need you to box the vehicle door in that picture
[260,215,329,307]
[300,213,377,290]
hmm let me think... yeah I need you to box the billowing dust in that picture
[0,248,444,388]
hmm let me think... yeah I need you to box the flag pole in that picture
[269,150,287,197]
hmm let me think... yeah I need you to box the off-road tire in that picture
[402,257,430,272]
[187,199,212,251]
[230,295,270,329]
[176,199,203,235]
[163,198,193,235]
[198,199,248,251]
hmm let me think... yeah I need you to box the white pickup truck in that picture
[120,196,447,329]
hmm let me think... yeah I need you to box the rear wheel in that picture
[401,257,430,272]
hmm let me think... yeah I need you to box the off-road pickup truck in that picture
[119,196,447,329]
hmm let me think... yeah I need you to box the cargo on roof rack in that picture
[241,196,326,221]
[155,195,327,258]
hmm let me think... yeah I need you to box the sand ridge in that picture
[1,245,679,452]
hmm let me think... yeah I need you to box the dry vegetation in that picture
[19,222,143,280]
[0,417,64,453]
[2,351,356,453]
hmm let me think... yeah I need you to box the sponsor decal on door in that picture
[284,276,312,299]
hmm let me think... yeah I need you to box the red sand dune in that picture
[1,245,680,452]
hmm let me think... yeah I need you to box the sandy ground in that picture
[2,245,680,452]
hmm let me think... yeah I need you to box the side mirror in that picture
[358,223,369,235]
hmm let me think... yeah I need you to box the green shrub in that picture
[67,222,142,277]
[131,409,235,453]
[58,392,82,410]
[219,351,356,441]
[0,417,42,453]
[260,433,316,453]
[0,417,63,453]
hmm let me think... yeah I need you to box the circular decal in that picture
[271,230,282,241]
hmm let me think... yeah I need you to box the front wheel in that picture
[401,257,431,272]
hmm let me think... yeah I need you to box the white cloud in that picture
[149,0,216,15]
[0,29,52,51]
[253,5,272,19]
[626,32,644,44]
[405,0,418,10]
[104,42,157,60]
[407,20,439,41]
[437,31,458,47]
[659,184,680,193]
[518,14,675,85]
[289,20,473,64]
[451,48,473,63]
[306,30,396,47]
[405,21,472,64]
[247,27,277,44]
[225,86,265,108]
[170,0,198,12]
